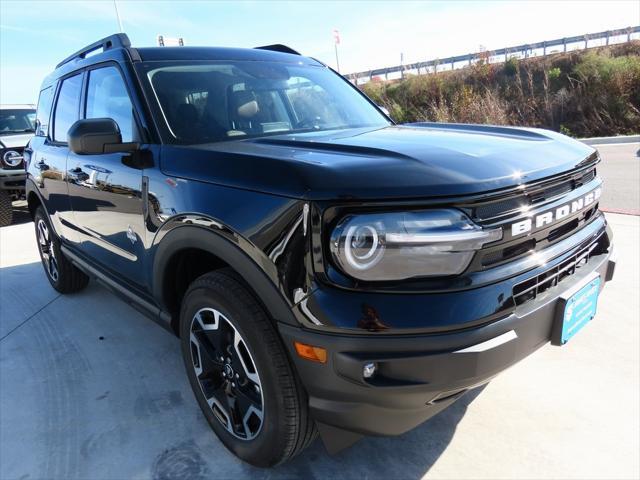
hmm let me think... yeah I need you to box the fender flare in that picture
[151,223,299,328]
[25,177,51,219]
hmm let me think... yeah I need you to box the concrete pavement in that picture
[594,142,640,215]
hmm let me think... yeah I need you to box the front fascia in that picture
[295,216,610,333]
[310,165,603,293]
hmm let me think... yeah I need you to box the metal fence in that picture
[347,26,640,84]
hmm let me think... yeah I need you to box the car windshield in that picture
[143,60,389,144]
[0,108,36,135]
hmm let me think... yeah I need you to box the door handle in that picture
[36,158,49,171]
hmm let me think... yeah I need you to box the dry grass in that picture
[362,41,640,137]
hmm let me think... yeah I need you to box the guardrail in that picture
[347,26,640,84]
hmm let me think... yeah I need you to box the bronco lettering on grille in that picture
[511,187,601,237]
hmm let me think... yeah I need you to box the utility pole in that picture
[113,0,123,33]
[333,29,341,73]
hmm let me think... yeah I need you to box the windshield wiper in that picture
[0,128,35,134]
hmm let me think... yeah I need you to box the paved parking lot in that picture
[592,143,640,215]
[0,143,638,479]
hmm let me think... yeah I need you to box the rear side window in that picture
[53,73,83,143]
[85,66,136,142]
[35,86,54,137]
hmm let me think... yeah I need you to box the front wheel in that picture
[34,206,89,293]
[179,269,316,467]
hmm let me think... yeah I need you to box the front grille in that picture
[475,196,524,219]
[477,203,599,268]
[460,156,602,273]
[481,238,536,266]
[531,181,572,203]
[472,165,597,221]
[548,218,580,243]
[579,169,596,186]
[512,241,598,306]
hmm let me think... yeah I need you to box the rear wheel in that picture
[179,269,316,467]
[34,206,89,293]
[0,190,13,227]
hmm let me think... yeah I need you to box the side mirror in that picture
[68,118,138,155]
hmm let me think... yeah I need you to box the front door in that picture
[67,65,147,288]
[36,73,84,246]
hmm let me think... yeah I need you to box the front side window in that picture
[143,61,389,144]
[85,66,136,142]
[0,108,36,135]
[35,87,54,137]
[53,73,83,143]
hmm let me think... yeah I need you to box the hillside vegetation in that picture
[362,41,640,138]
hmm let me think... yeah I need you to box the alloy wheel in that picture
[189,307,264,440]
[37,219,59,282]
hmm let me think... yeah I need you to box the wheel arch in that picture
[152,223,299,335]
[26,181,45,219]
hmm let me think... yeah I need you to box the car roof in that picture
[135,46,321,66]
[42,34,323,90]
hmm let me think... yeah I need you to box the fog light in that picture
[363,362,377,379]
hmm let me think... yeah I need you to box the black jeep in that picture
[26,34,615,467]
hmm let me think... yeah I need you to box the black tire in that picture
[34,206,89,293]
[179,269,317,467]
[0,190,13,227]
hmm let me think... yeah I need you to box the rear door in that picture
[66,64,147,288]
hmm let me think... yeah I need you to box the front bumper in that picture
[0,169,26,191]
[279,238,615,438]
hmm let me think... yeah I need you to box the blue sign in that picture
[561,276,600,344]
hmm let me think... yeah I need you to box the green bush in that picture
[549,67,562,80]
[504,57,519,76]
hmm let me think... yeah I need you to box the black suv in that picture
[26,34,615,467]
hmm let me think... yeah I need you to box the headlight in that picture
[2,150,24,167]
[330,209,502,281]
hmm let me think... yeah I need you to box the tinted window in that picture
[285,78,346,128]
[53,74,83,142]
[0,108,36,135]
[144,61,389,144]
[35,87,54,137]
[85,67,136,142]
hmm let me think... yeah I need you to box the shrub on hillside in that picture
[361,41,640,137]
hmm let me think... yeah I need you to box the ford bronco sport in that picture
[26,34,615,467]
[0,104,35,226]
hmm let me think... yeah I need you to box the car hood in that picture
[160,124,597,200]
[0,133,33,149]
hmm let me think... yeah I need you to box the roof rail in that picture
[254,44,300,55]
[56,33,131,69]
